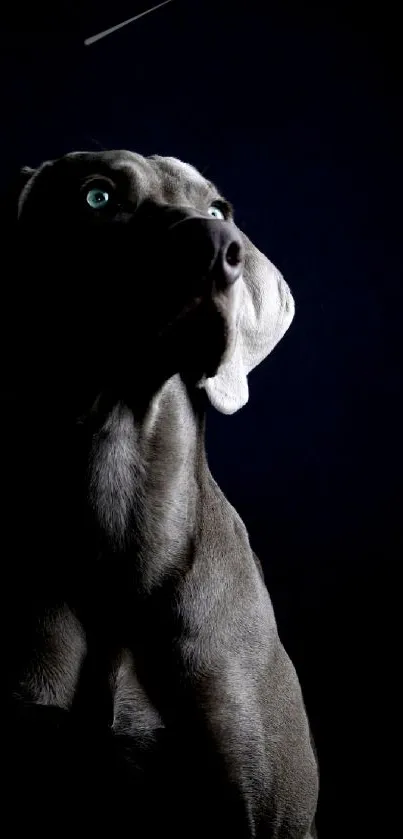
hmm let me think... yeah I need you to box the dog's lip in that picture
[155,275,236,338]
[153,293,229,377]
[155,295,203,340]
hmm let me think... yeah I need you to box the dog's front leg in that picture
[12,603,87,709]
[172,535,318,838]
[172,645,318,839]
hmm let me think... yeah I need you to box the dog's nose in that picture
[158,212,244,291]
[204,219,244,289]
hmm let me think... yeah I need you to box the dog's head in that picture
[14,150,294,414]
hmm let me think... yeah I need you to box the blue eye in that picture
[86,187,110,209]
[208,204,225,220]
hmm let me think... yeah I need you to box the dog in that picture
[2,150,318,837]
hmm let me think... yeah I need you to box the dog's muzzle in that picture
[122,203,245,380]
[165,214,244,291]
[134,204,244,295]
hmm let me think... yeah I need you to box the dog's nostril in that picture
[225,240,242,267]
[214,236,243,291]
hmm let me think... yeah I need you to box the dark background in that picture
[1,1,401,836]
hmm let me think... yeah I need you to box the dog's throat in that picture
[87,381,201,574]
[89,403,142,551]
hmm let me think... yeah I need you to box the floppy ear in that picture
[0,167,36,388]
[0,166,36,229]
[17,166,37,216]
[19,166,36,185]
[203,231,295,415]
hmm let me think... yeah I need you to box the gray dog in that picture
[5,151,318,838]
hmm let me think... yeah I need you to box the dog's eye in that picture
[208,204,226,220]
[208,200,233,220]
[86,187,110,209]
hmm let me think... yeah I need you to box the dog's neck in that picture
[86,374,206,592]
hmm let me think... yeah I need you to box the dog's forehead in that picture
[149,156,209,187]
[148,155,216,202]
[61,150,215,201]
[61,149,153,183]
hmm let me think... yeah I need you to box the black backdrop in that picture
[1,2,401,836]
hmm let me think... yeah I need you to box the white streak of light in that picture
[84,0,175,46]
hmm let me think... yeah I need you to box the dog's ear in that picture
[202,231,295,414]
[0,166,36,229]
[17,166,37,216]
[19,166,36,184]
